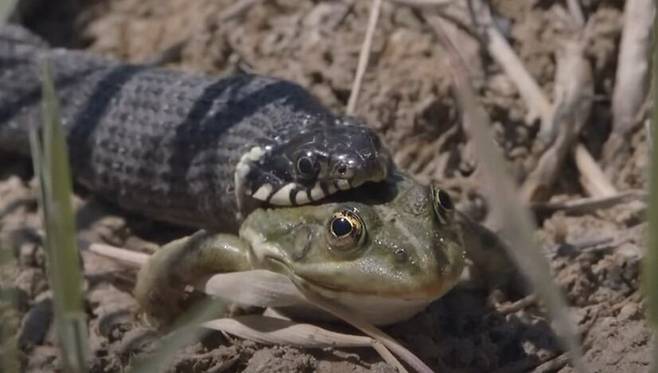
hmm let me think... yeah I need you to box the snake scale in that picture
[0,24,391,231]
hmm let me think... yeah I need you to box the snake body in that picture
[0,25,390,231]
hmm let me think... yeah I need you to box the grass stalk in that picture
[28,58,88,372]
[425,17,587,372]
[0,0,16,22]
[644,10,658,373]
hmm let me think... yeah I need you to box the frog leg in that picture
[134,230,253,325]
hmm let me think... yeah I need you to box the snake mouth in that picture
[253,180,349,206]
[248,154,390,206]
[262,254,446,302]
[236,130,392,207]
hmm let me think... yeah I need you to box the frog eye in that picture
[327,209,365,250]
[431,184,454,224]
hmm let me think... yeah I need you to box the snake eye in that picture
[431,184,454,224]
[296,156,318,177]
[327,209,365,250]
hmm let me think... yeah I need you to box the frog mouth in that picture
[264,255,447,302]
[257,250,453,326]
[261,256,357,295]
[266,256,445,326]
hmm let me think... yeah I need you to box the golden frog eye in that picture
[431,183,454,224]
[327,209,365,250]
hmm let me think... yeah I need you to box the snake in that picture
[0,24,391,231]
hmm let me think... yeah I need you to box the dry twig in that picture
[203,316,406,372]
[387,0,452,7]
[347,0,382,115]
[467,0,553,136]
[291,280,434,373]
[647,119,653,151]
[574,143,618,197]
[603,0,655,165]
[441,1,612,203]
[87,241,148,268]
[566,0,585,28]
[496,294,537,314]
[451,0,613,203]
[424,14,587,373]
[531,189,646,215]
[520,38,594,202]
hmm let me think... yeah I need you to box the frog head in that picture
[240,173,465,325]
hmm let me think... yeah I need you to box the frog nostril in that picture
[394,248,408,262]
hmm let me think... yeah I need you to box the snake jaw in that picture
[264,181,335,206]
[236,124,391,207]
[235,146,269,218]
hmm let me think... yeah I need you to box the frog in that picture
[134,172,470,326]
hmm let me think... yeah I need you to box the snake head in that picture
[239,123,391,206]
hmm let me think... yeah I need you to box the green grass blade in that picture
[27,58,88,372]
[0,0,16,22]
[465,95,587,373]
[644,10,658,372]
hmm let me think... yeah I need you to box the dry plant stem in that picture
[496,294,537,314]
[388,0,451,6]
[643,7,658,363]
[387,0,452,8]
[216,0,263,21]
[566,0,585,28]
[346,0,382,115]
[605,0,654,150]
[574,143,618,197]
[468,0,552,136]
[545,237,615,256]
[293,283,432,373]
[462,0,610,201]
[646,119,653,152]
[531,190,646,215]
[603,0,655,169]
[426,15,587,373]
[520,38,594,203]
[203,316,406,372]
[87,242,149,268]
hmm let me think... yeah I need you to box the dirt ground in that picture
[0,0,654,372]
